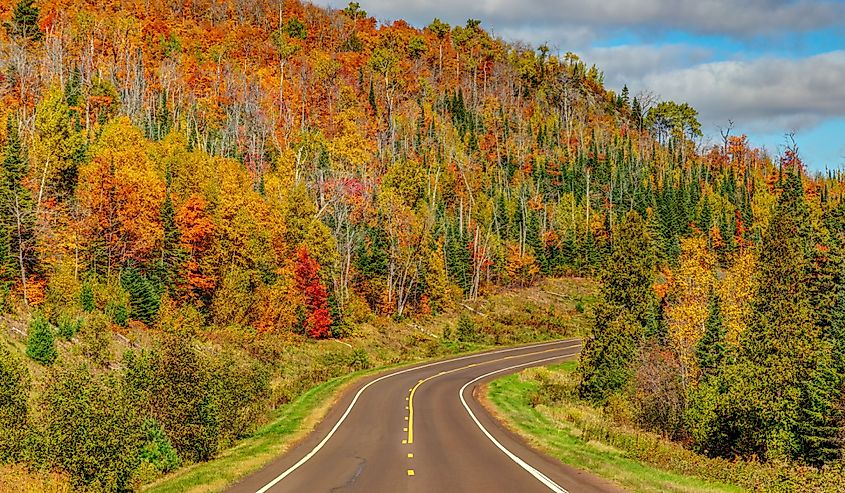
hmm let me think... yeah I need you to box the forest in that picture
[1,0,844,491]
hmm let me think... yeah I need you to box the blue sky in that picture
[314,0,845,172]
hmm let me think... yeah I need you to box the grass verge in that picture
[485,361,742,493]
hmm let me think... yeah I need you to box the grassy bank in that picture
[486,361,845,493]
[486,361,740,493]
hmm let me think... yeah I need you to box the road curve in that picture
[225,339,626,493]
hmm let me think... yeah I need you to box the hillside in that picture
[2,0,844,491]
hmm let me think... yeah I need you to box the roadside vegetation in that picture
[2,278,595,493]
[488,361,845,493]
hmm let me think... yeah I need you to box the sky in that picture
[312,0,845,172]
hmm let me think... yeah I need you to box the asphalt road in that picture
[226,339,626,493]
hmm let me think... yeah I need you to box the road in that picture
[226,339,626,493]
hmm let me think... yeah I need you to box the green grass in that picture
[486,361,743,493]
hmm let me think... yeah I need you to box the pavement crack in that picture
[329,456,367,492]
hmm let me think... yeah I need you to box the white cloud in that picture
[634,51,845,133]
[582,44,714,87]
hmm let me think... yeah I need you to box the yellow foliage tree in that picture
[77,118,164,272]
[665,235,716,387]
[717,248,757,347]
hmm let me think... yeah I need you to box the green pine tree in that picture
[696,292,726,380]
[121,268,161,325]
[4,0,42,42]
[26,315,58,365]
[721,170,840,463]
[579,211,656,402]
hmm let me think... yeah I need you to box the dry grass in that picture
[0,464,73,493]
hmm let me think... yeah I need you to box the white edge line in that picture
[254,339,577,493]
[459,351,580,493]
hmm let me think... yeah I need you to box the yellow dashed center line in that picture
[405,346,567,445]
[407,469,415,476]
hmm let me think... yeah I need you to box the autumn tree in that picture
[295,246,332,338]
[77,118,164,274]
[665,235,716,389]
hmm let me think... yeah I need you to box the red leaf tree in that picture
[294,246,332,338]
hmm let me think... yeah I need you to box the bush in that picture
[456,314,479,343]
[40,365,144,492]
[56,313,82,339]
[0,343,30,462]
[138,419,180,475]
[80,314,111,367]
[26,315,57,365]
[107,301,129,327]
[214,352,271,444]
[630,348,686,439]
[349,347,372,371]
[124,336,221,463]
[531,367,577,407]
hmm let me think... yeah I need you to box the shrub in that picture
[456,314,479,342]
[124,336,221,463]
[349,347,372,371]
[630,348,686,439]
[80,314,111,367]
[0,343,30,462]
[214,351,271,444]
[26,315,57,365]
[442,323,453,341]
[107,301,129,327]
[138,419,180,475]
[56,313,82,339]
[40,365,144,492]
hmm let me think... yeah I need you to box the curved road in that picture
[226,339,625,493]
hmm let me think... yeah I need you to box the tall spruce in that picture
[5,0,42,42]
[579,211,656,402]
[724,170,840,463]
[0,117,35,303]
[696,292,726,380]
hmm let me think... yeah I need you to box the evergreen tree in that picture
[579,211,656,402]
[159,186,185,292]
[368,80,377,115]
[696,292,725,380]
[121,268,161,325]
[80,281,95,312]
[26,315,58,365]
[0,117,35,303]
[719,170,840,463]
[4,0,42,42]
